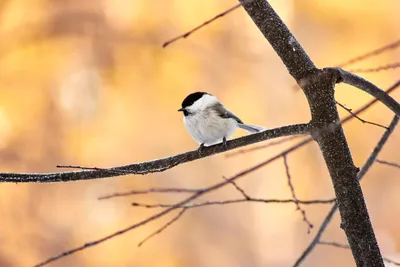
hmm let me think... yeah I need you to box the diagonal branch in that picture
[293,115,399,267]
[335,101,389,129]
[283,155,313,233]
[137,208,187,247]
[328,67,400,117]
[0,123,310,183]
[33,133,313,267]
[337,38,400,68]
[163,3,242,48]
[376,159,400,169]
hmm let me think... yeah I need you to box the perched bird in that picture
[178,92,264,153]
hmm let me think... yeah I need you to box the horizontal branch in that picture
[349,62,400,73]
[34,130,316,267]
[0,123,310,183]
[328,67,400,117]
[131,197,336,209]
[319,241,400,266]
[98,187,201,200]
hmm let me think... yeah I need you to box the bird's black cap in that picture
[180,92,209,109]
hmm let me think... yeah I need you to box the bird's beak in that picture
[178,108,185,112]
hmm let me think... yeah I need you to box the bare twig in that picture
[283,155,313,233]
[319,241,400,266]
[341,80,400,124]
[337,38,400,68]
[335,101,389,129]
[329,67,400,117]
[349,62,400,73]
[222,176,251,199]
[0,123,310,183]
[376,159,400,169]
[293,115,399,267]
[131,198,336,209]
[137,208,187,247]
[225,136,300,157]
[98,187,201,200]
[162,3,242,48]
[34,135,312,266]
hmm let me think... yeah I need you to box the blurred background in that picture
[0,0,399,266]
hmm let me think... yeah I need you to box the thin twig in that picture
[98,187,201,200]
[292,115,399,267]
[349,62,400,73]
[34,136,312,267]
[335,101,389,129]
[376,159,400,169]
[222,176,250,199]
[225,136,300,158]
[131,198,336,209]
[329,68,400,118]
[319,241,400,266]
[138,208,187,247]
[337,39,400,68]
[162,3,242,48]
[283,155,313,233]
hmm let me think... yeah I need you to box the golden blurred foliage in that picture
[0,0,399,266]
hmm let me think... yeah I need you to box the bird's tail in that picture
[238,123,265,134]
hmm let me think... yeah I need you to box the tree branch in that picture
[131,198,336,209]
[283,155,313,233]
[0,123,310,183]
[376,159,400,169]
[349,62,400,73]
[163,3,242,48]
[293,115,399,267]
[335,101,389,130]
[318,241,400,266]
[33,134,314,267]
[239,1,386,265]
[337,38,400,68]
[328,67,400,117]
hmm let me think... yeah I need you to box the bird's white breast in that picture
[183,108,237,146]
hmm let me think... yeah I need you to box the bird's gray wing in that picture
[214,103,243,124]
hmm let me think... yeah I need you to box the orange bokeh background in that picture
[0,0,399,266]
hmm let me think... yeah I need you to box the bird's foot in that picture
[222,137,228,150]
[198,143,205,156]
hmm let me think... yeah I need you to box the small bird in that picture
[178,92,264,153]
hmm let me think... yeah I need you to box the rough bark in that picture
[240,0,384,266]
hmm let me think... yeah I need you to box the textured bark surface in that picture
[240,0,384,266]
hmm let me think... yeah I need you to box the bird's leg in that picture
[198,143,205,156]
[222,137,228,150]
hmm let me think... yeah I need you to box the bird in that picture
[178,92,264,153]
